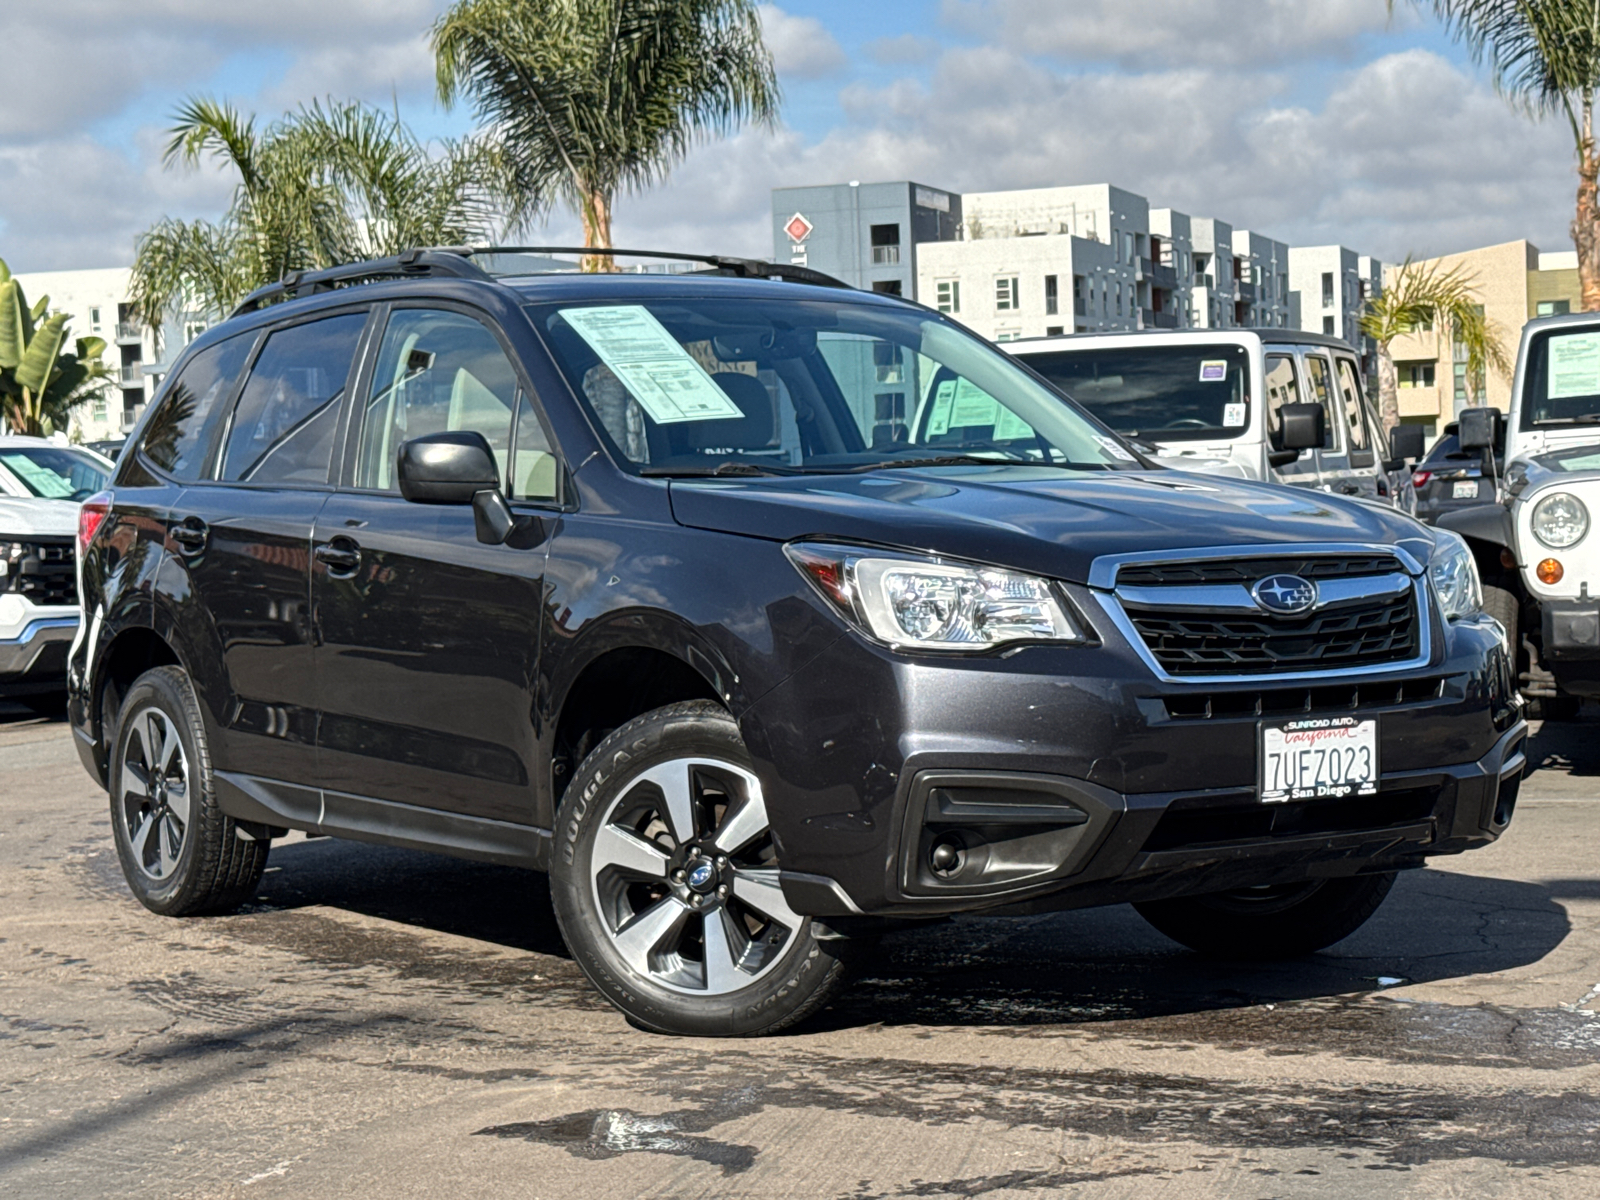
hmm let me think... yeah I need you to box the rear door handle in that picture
[314,538,361,577]
[170,516,208,552]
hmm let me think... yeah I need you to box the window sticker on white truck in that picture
[1199,359,1228,382]
[1223,402,1247,427]
[1548,331,1600,399]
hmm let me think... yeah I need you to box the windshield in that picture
[1533,443,1600,473]
[526,297,1143,475]
[1007,343,1251,443]
[0,445,109,501]
[1522,326,1600,429]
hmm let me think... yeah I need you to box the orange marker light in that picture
[1537,558,1564,585]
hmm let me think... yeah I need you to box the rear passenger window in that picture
[139,334,253,481]
[1336,358,1370,454]
[356,309,520,491]
[220,313,366,485]
[1302,355,1338,450]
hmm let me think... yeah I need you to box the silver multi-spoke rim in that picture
[589,756,803,996]
[118,706,191,882]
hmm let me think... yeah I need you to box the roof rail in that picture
[455,245,852,289]
[228,248,495,318]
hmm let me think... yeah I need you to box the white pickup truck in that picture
[1438,313,1600,716]
[0,437,111,711]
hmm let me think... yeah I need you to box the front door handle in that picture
[170,516,208,553]
[314,537,361,577]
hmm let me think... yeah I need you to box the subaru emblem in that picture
[688,863,715,888]
[1251,573,1318,616]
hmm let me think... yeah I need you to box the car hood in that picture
[668,467,1435,585]
[0,494,78,539]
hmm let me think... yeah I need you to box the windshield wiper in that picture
[843,455,1114,473]
[639,461,796,478]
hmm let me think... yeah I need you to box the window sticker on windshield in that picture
[560,306,744,424]
[1095,435,1137,462]
[0,454,73,498]
[1548,332,1600,399]
[994,407,1034,441]
[927,379,956,436]
[1199,360,1228,382]
[948,378,999,428]
[1223,401,1247,427]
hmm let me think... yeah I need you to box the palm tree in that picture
[1360,256,1513,431]
[130,98,505,324]
[432,0,779,269]
[1401,0,1600,308]
[0,259,114,436]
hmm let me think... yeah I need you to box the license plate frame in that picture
[1258,716,1380,804]
[1452,480,1479,499]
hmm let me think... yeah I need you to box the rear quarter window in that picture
[139,333,254,481]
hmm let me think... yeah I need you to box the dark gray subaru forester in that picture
[69,248,1526,1036]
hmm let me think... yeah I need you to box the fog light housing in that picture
[929,833,966,878]
[1538,558,1564,585]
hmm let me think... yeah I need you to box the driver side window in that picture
[1263,354,1301,450]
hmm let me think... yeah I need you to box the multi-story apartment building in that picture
[1385,240,1584,437]
[8,267,196,443]
[1231,229,1298,329]
[1288,246,1384,367]
[770,181,962,297]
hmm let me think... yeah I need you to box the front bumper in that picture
[0,612,79,697]
[746,592,1523,920]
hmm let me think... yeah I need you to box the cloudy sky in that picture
[0,0,1576,274]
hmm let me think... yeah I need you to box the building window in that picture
[1322,272,1334,308]
[871,280,902,296]
[1124,232,1135,265]
[874,342,903,383]
[870,223,901,265]
[1115,287,1123,317]
[92,396,107,420]
[995,277,1019,311]
[1323,316,1335,335]
[1398,362,1436,388]
[184,321,207,343]
[936,280,960,314]
[1046,326,1064,336]
[995,330,1020,342]
[1044,274,1058,315]
[1538,299,1572,317]
[89,307,101,329]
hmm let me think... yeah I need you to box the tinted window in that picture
[1015,344,1250,442]
[0,446,109,500]
[140,334,253,481]
[1335,358,1368,452]
[1303,355,1338,450]
[1422,434,1465,463]
[511,392,559,501]
[220,313,366,485]
[1263,354,1301,449]
[356,309,519,491]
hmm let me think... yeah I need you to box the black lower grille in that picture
[1125,593,1418,676]
[7,538,77,608]
[18,573,77,607]
[1162,676,1445,720]
[1143,785,1441,853]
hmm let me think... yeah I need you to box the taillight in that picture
[1412,470,1432,489]
[79,492,112,557]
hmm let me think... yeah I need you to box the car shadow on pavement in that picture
[1526,709,1600,778]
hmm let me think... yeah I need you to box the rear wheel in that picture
[1482,579,1518,656]
[551,701,857,1036]
[109,666,268,916]
[1134,872,1397,959]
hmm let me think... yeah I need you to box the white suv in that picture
[0,437,111,710]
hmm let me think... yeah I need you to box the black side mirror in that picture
[1457,406,1498,451]
[1269,402,1325,467]
[1388,423,1425,465]
[397,431,500,504]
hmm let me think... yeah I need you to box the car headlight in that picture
[1429,530,1482,621]
[1532,491,1588,549]
[785,542,1083,651]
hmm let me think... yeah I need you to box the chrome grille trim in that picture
[1116,572,1412,614]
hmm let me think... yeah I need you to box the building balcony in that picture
[1235,281,1256,302]
[1137,256,1151,280]
[1150,311,1179,329]
[1195,274,1214,290]
[1139,308,1155,328]
[119,404,146,433]
[115,322,142,344]
[1397,385,1443,420]
[1147,262,1177,289]
[118,364,145,386]
[1074,297,1087,315]
[870,245,901,265]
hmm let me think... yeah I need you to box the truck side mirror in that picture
[1268,402,1326,466]
[1457,407,1498,451]
[1388,423,1425,466]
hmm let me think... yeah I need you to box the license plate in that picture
[1452,480,1478,499]
[1259,717,1379,804]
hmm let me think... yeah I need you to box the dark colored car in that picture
[1413,426,1503,525]
[69,249,1525,1036]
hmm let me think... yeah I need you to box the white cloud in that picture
[941,0,1402,68]
[758,5,849,80]
[866,34,941,66]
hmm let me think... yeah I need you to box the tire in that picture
[550,700,857,1037]
[1482,579,1518,656]
[1134,871,1398,960]
[109,666,269,916]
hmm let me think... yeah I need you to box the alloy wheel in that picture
[118,706,191,881]
[588,756,803,995]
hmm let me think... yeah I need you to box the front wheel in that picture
[551,701,857,1036]
[1134,872,1397,959]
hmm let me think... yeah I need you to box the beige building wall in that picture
[1385,239,1573,433]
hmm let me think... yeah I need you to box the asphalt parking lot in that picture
[4,704,1600,1198]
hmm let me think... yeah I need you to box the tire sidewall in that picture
[550,702,838,1037]
[109,669,209,914]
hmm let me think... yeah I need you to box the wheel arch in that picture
[89,626,184,782]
